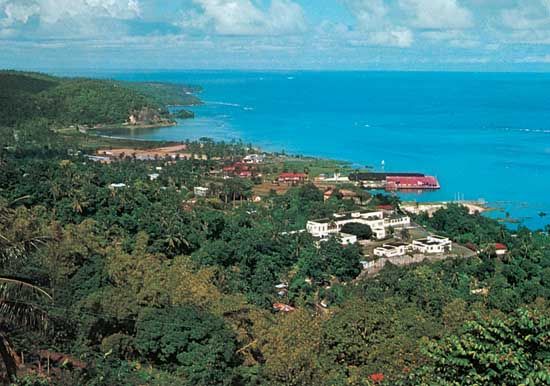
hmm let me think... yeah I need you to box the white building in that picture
[339,233,358,245]
[243,154,264,164]
[412,235,452,254]
[109,183,127,189]
[148,173,160,181]
[306,210,386,241]
[374,242,408,257]
[383,212,411,228]
[194,186,209,197]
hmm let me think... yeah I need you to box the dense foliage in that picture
[0,74,549,385]
[0,71,198,127]
[341,222,373,240]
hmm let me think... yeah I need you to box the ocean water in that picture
[93,71,550,230]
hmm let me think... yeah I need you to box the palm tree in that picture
[0,203,52,381]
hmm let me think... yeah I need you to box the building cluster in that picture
[222,154,265,178]
[374,235,452,257]
[306,210,411,245]
[223,162,261,178]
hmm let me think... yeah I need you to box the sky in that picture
[1,0,550,71]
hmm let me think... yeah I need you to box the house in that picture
[148,173,160,181]
[494,243,508,256]
[194,186,209,197]
[412,235,452,254]
[242,154,265,164]
[277,172,307,183]
[306,210,386,241]
[374,242,408,257]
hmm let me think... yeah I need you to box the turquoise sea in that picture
[83,71,550,230]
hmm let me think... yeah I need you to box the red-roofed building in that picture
[494,243,508,256]
[386,175,440,190]
[238,171,253,178]
[278,172,307,183]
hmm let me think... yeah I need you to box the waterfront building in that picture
[386,176,440,190]
[348,172,440,191]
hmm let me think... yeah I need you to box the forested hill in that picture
[0,71,200,127]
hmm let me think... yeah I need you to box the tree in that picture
[135,305,242,386]
[258,310,325,386]
[341,222,373,240]
[412,308,550,385]
[400,228,410,241]
[0,203,52,381]
[321,298,437,384]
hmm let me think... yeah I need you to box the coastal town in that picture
[90,142,494,280]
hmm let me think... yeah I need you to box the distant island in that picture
[0,71,200,130]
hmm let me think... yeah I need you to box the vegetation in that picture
[0,71,198,128]
[0,73,549,384]
[171,109,195,119]
[341,222,373,240]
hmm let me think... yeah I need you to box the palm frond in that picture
[0,277,52,331]
[0,300,49,331]
[0,277,53,301]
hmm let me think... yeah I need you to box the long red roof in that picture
[386,175,439,188]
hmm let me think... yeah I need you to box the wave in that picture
[206,101,242,107]
[497,126,550,134]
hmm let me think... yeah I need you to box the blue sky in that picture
[1,0,550,70]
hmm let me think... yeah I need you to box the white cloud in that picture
[342,0,389,30]
[340,0,414,46]
[179,0,306,36]
[39,0,141,23]
[0,0,140,27]
[500,0,550,30]
[399,0,473,29]
[3,2,40,24]
[318,21,413,48]
[517,54,550,63]
[367,28,414,46]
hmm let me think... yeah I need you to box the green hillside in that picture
[0,71,198,127]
